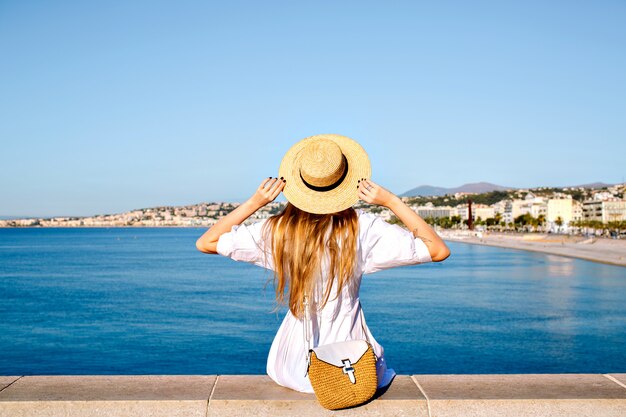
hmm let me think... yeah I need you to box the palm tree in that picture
[555,216,563,234]
[537,214,546,232]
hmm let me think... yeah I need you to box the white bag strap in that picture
[302,294,376,374]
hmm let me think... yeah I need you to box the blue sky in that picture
[1,1,624,217]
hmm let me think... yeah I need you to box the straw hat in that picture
[278,134,371,214]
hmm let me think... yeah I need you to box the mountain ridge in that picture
[400,181,616,197]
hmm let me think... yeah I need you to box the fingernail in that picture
[280,176,284,180]
[358,180,361,183]
[268,176,272,179]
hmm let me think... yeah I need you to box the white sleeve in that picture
[360,212,432,275]
[216,219,274,270]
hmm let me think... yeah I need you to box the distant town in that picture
[2,183,625,236]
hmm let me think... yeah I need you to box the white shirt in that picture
[216,208,433,393]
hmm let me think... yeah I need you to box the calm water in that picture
[1,227,625,376]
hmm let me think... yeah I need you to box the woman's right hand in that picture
[358,178,397,208]
[249,176,286,208]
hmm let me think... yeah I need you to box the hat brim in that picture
[278,134,371,214]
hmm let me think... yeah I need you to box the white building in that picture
[546,196,574,229]
[583,198,626,223]
[412,202,455,219]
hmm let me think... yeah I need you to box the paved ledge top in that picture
[0,375,217,401]
[1,374,625,417]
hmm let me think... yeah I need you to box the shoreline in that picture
[440,230,626,267]
[2,226,625,267]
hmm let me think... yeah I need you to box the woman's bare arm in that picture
[196,177,286,254]
[358,178,450,262]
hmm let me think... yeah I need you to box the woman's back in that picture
[216,207,433,393]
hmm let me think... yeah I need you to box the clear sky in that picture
[1,1,624,217]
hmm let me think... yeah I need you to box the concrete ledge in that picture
[0,375,216,417]
[414,374,626,417]
[0,374,625,416]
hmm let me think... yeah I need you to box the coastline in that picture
[440,230,626,267]
[2,225,625,267]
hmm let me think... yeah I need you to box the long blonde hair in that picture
[261,202,359,320]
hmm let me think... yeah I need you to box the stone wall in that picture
[1,374,626,416]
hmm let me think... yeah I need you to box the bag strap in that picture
[302,294,377,374]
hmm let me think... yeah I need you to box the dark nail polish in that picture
[282,179,286,183]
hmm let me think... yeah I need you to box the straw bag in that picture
[303,295,379,410]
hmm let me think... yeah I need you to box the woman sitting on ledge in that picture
[196,134,450,394]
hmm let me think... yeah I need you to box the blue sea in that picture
[1,227,625,376]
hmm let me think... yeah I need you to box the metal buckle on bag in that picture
[341,359,356,384]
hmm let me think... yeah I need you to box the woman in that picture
[196,134,450,393]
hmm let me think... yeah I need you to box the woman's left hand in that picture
[249,177,286,208]
[358,178,396,208]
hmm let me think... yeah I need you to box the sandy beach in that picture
[440,230,626,267]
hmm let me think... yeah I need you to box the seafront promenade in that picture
[440,230,626,267]
[1,374,626,416]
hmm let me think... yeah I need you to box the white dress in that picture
[216,208,433,393]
